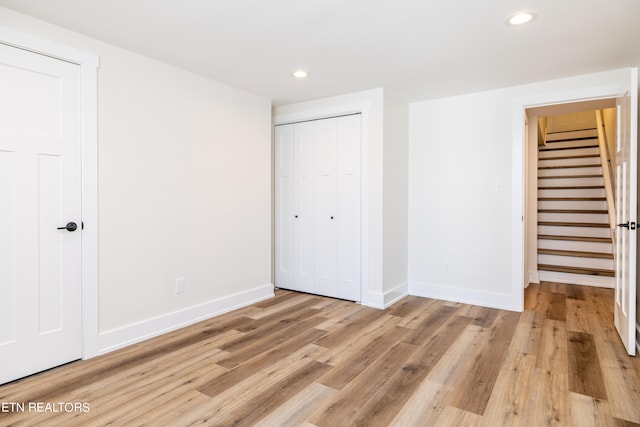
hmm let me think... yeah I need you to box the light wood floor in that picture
[1,283,639,426]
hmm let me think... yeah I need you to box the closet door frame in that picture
[274,104,370,304]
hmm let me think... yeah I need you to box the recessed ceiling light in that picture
[506,11,537,26]
[292,70,309,78]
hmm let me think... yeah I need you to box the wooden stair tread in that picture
[538,186,605,190]
[537,264,615,277]
[538,209,608,214]
[539,154,600,160]
[538,248,613,259]
[538,234,611,243]
[546,128,597,134]
[538,164,601,170]
[538,175,602,179]
[538,221,609,228]
[539,199,607,204]
[540,143,599,151]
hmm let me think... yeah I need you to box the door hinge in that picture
[631,221,636,230]
[81,221,84,230]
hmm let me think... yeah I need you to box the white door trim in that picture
[0,26,100,359]
[274,104,370,305]
[512,79,631,312]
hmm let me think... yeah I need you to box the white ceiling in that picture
[1,0,639,105]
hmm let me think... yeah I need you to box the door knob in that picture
[57,222,78,232]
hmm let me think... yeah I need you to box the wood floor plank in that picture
[508,309,545,355]
[481,352,537,426]
[569,391,614,427]
[449,311,520,415]
[567,331,608,399]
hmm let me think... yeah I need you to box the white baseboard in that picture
[528,271,540,285]
[361,282,408,309]
[538,271,614,288]
[97,284,274,355]
[408,281,518,311]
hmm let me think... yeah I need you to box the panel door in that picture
[274,124,295,289]
[0,43,82,384]
[293,121,316,293]
[614,69,638,356]
[335,115,362,301]
[314,118,338,297]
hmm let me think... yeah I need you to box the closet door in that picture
[293,121,316,293]
[335,115,362,301]
[314,118,338,297]
[274,124,294,288]
[274,114,362,301]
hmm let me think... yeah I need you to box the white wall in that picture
[409,68,632,310]
[383,93,409,300]
[0,7,272,353]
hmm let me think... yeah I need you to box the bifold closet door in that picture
[274,114,361,301]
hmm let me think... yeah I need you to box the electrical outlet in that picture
[175,278,185,294]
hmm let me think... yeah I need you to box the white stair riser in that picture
[539,157,600,168]
[539,147,600,159]
[538,254,613,270]
[538,177,603,187]
[538,167,602,177]
[542,139,598,150]
[539,200,607,210]
[538,212,609,223]
[538,225,612,238]
[537,271,614,288]
[538,188,605,198]
[538,239,612,253]
[546,130,598,141]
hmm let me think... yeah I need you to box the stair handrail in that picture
[596,110,616,230]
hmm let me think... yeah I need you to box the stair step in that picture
[538,234,612,243]
[538,186,604,190]
[538,209,608,214]
[538,248,613,259]
[538,163,601,170]
[538,174,602,179]
[538,197,606,201]
[539,147,600,160]
[538,221,610,228]
[537,264,615,277]
[538,157,601,168]
[539,188,606,198]
[540,142,599,151]
[538,225,611,239]
[546,129,598,142]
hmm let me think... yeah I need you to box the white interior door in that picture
[274,124,295,289]
[614,68,638,356]
[335,115,362,301]
[0,43,82,384]
[274,114,362,301]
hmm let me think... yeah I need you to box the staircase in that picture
[537,127,615,287]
